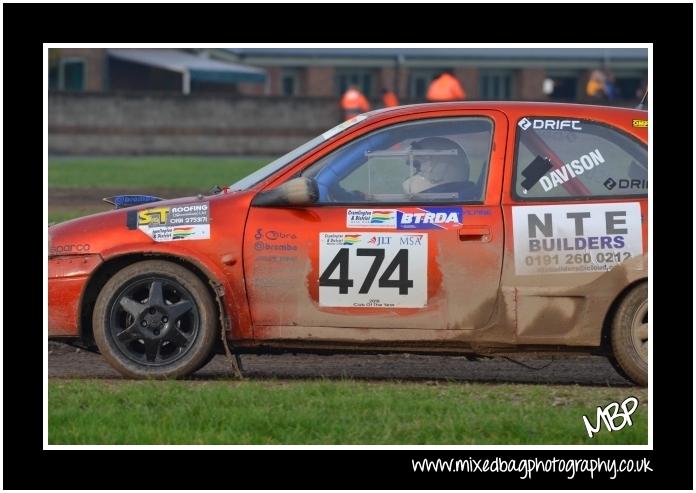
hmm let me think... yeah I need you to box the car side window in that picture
[514,117,647,200]
[301,117,494,203]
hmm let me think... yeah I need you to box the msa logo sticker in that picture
[511,203,642,275]
[137,202,210,242]
[632,119,648,128]
[346,209,397,228]
[519,118,582,131]
[319,232,427,308]
[518,118,532,130]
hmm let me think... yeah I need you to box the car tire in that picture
[93,260,218,379]
[610,282,648,386]
[193,347,220,374]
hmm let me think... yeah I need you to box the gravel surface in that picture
[48,342,632,386]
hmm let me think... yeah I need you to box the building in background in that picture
[48,47,647,104]
[207,48,647,104]
[48,48,266,94]
[48,47,648,156]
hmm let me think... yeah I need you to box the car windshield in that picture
[229,114,370,191]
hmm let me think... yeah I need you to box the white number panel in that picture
[319,233,428,308]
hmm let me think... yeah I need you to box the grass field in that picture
[48,156,270,223]
[48,156,270,189]
[48,380,648,445]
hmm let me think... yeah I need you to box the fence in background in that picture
[49,93,344,155]
[48,92,642,156]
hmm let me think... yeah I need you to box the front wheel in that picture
[610,282,648,386]
[92,260,218,379]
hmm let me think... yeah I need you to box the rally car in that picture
[48,102,649,385]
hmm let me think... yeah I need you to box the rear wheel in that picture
[93,260,218,379]
[610,283,648,386]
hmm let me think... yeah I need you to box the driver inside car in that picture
[402,137,471,194]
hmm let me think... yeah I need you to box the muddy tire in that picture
[610,282,648,386]
[93,260,218,379]
[193,347,219,373]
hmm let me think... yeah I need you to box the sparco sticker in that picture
[346,207,462,230]
[512,203,642,275]
[137,202,210,242]
[319,232,427,308]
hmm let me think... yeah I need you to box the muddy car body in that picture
[48,102,649,384]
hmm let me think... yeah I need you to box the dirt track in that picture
[48,342,632,386]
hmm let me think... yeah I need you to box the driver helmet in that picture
[402,137,469,193]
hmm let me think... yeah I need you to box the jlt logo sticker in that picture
[319,233,427,308]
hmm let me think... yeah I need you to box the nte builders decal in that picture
[137,202,210,242]
[347,207,462,230]
[512,203,642,275]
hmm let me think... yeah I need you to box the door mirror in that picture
[251,177,319,207]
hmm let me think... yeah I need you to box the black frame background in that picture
[3,2,691,489]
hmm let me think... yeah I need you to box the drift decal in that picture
[518,118,582,131]
[137,202,210,242]
[346,207,462,230]
[603,178,648,191]
[319,232,427,308]
[512,203,642,275]
[537,148,605,192]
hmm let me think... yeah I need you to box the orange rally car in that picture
[48,102,649,384]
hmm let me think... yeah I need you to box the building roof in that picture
[108,49,266,83]
[222,47,647,61]
[215,47,647,70]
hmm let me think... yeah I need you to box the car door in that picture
[243,111,508,341]
[503,113,648,345]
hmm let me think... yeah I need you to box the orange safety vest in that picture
[426,73,466,101]
[341,88,370,113]
[382,91,399,107]
[586,79,604,97]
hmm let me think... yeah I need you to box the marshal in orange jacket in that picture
[426,72,466,101]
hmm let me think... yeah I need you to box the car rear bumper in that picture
[48,255,102,337]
